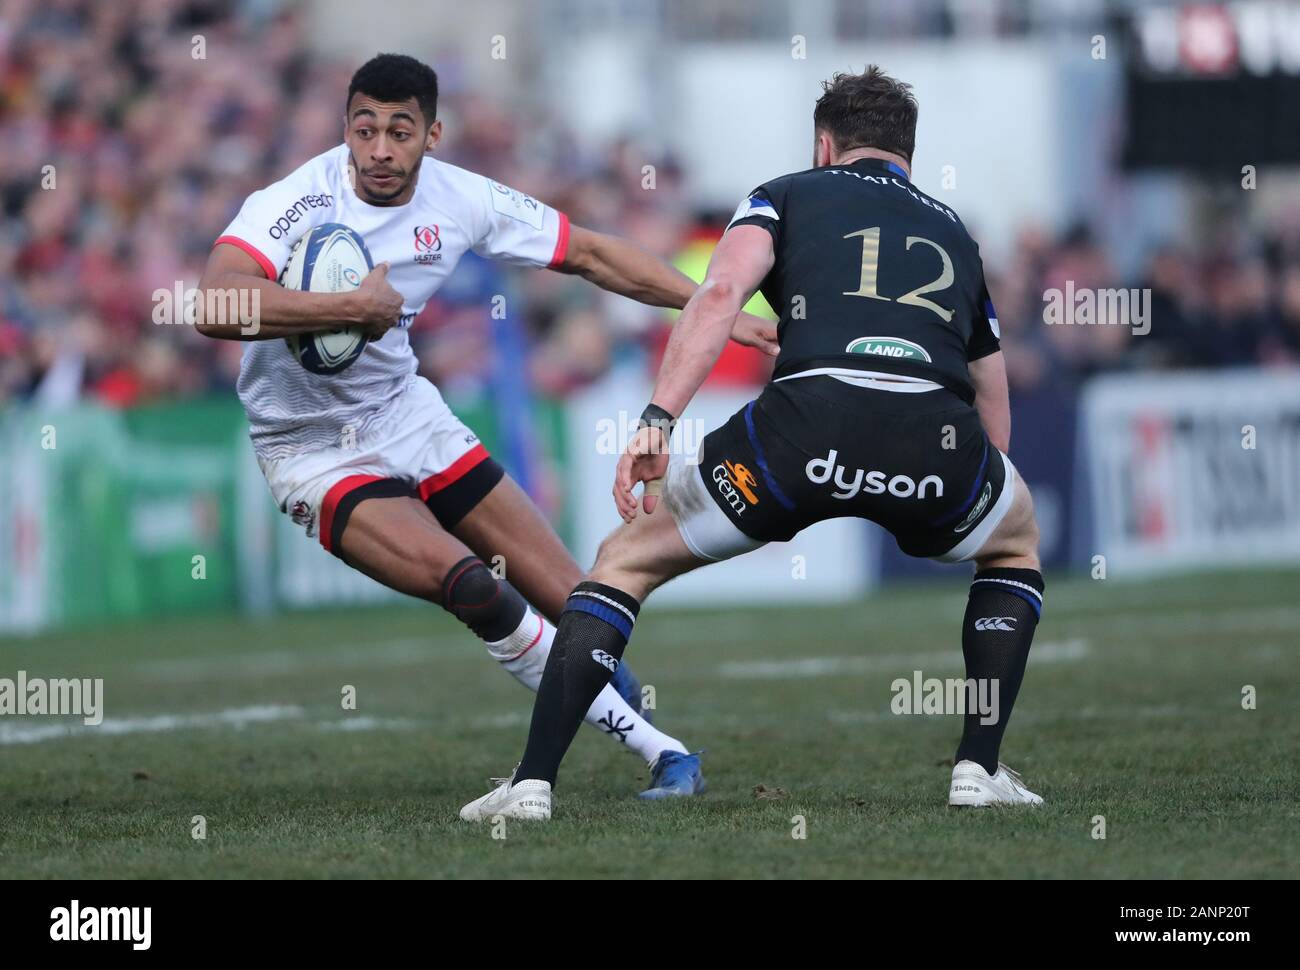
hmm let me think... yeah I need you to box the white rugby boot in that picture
[459,774,552,822]
[948,760,1043,807]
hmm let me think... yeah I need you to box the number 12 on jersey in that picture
[842,226,955,322]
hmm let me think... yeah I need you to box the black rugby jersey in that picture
[727,157,1000,403]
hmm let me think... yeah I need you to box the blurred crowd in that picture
[987,219,1300,395]
[3,0,1300,411]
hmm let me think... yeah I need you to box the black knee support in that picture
[441,556,528,641]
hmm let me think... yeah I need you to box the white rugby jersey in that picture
[217,143,569,460]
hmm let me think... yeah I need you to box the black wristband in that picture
[637,403,677,439]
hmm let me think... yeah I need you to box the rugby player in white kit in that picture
[195,54,778,798]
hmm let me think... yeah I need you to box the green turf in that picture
[1,568,1297,879]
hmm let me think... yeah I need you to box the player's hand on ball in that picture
[729,312,779,357]
[354,262,404,339]
[614,425,671,522]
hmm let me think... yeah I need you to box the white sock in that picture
[484,610,689,765]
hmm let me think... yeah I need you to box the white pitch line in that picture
[0,704,304,746]
[826,702,1191,727]
[469,711,531,730]
[135,637,435,681]
[0,706,439,745]
[122,604,1297,685]
[1050,605,1300,639]
[717,639,1089,681]
[316,716,421,733]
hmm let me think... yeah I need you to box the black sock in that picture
[515,581,641,786]
[954,567,1044,775]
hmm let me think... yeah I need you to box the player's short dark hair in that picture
[813,66,918,163]
[347,53,439,126]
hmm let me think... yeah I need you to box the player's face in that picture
[344,95,442,205]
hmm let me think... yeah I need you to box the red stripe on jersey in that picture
[214,235,278,281]
[319,474,385,552]
[547,212,571,269]
[417,444,490,501]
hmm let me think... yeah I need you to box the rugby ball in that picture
[280,223,373,375]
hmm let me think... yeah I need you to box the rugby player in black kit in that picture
[462,67,1046,821]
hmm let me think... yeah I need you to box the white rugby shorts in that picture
[257,377,500,555]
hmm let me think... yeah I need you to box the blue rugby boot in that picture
[639,750,706,800]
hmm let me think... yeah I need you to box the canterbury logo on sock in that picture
[975,617,1017,631]
[591,649,620,672]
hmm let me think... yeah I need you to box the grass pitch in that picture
[1,568,1297,879]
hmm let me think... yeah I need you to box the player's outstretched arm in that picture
[969,350,1011,453]
[193,243,403,341]
[649,225,774,417]
[613,225,775,520]
[555,224,778,356]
